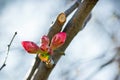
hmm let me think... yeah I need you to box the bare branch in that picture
[0,32,17,71]
[47,12,66,40]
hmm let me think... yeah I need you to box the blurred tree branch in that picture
[26,0,98,80]
[0,32,17,71]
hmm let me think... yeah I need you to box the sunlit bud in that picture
[21,41,39,53]
[50,32,66,50]
[40,44,49,53]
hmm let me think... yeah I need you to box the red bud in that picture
[40,44,49,53]
[41,35,49,45]
[21,41,39,53]
[50,32,66,50]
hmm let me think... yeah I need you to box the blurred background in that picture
[0,0,120,80]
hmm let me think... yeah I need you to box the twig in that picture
[47,12,66,40]
[0,32,17,71]
[85,51,117,80]
[115,74,120,80]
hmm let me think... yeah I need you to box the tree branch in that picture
[25,1,81,79]
[32,0,98,80]
[0,32,17,71]
[47,13,66,40]
[64,0,82,17]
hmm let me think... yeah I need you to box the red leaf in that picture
[21,41,39,54]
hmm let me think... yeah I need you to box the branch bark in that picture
[26,56,40,80]
[47,13,66,40]
[64,0,81,17]
[32,0,98,80]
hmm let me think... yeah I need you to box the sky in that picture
[0,0,120,80]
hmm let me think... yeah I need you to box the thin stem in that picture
[0,32,17,71]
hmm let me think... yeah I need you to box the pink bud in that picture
[50,32,66,50]
[41,35,49,45]
[21,41,39,53]
[40,44,49,53]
